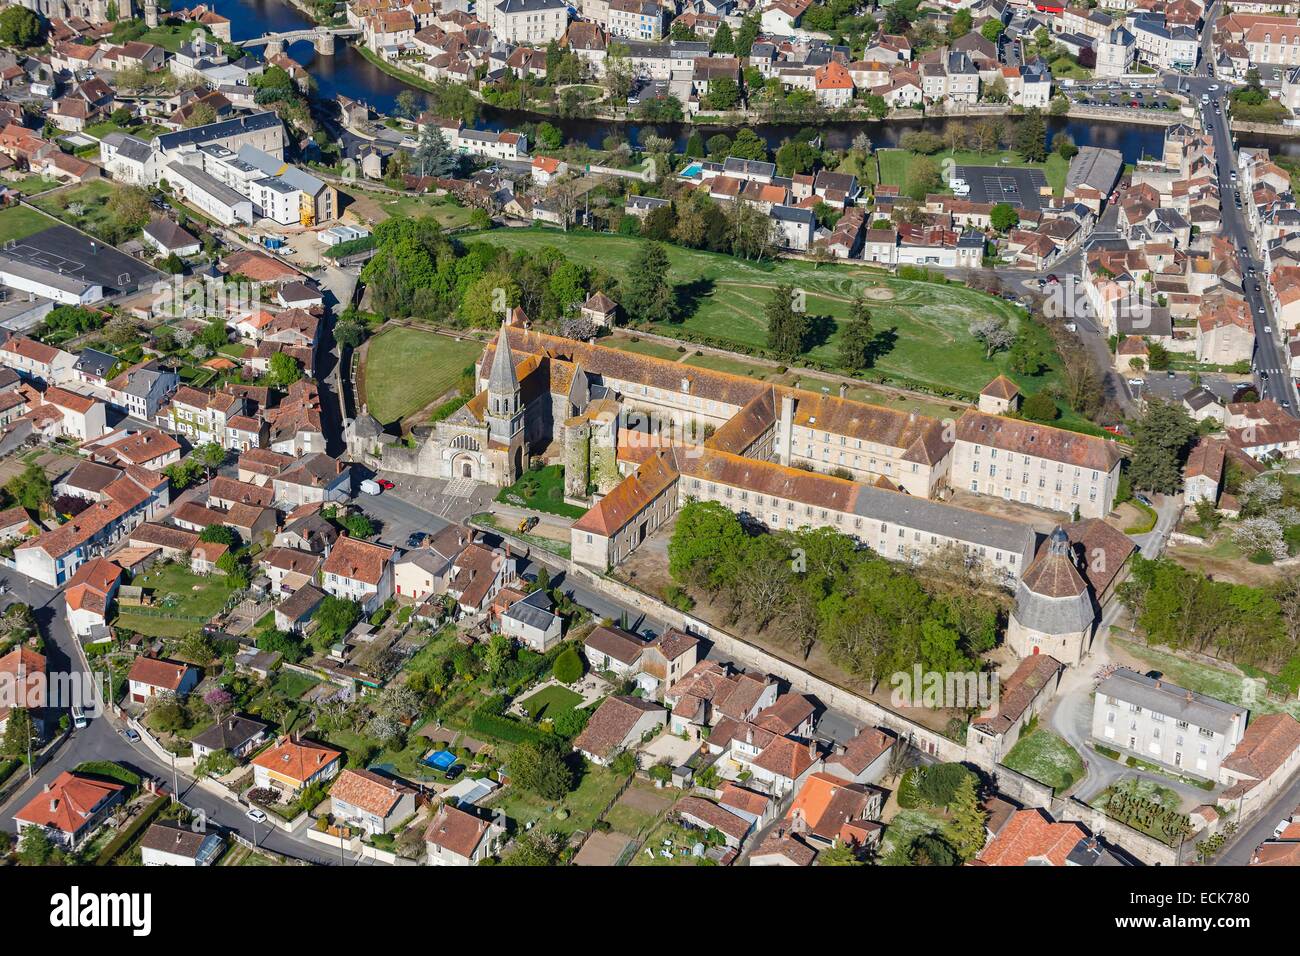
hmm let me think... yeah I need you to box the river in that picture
[211,0,1292,160]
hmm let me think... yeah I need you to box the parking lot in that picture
[955,165,1049,212]
[1063,79,1179,112]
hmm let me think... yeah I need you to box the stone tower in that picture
[144,0,159,28]
[1006,526,1094,666]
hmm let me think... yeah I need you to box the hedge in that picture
[74,761,142,789]
[94,795,167,865]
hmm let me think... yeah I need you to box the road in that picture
[0,564,366,864]
[1183,0,1300,416]
[1217,772,1300,865]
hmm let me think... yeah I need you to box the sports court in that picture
[955,165,1050,212]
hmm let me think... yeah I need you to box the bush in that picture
[552,646,584,684]
[1022,392,1060,422]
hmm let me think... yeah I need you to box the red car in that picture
[377,479,395,490]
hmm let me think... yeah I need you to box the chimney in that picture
[807,738,817,759]
[838,382,847,398]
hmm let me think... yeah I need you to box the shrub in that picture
[552,646,584,684]
[1022,392,1060,422]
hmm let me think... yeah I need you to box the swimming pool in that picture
[680,162,703,177]
[423,749,457,771]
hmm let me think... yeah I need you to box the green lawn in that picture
[631,819,712,865]
[8,173,61,195]
[518,684,583,721]
[31,181,121,242]
[603,781,672,836]
[112,563,234,637]
[360,326,483,426]
[84,120,166,142]
[138,24,219,52]
[457,229,1048,402]
[346,187,476,230]
[879,807,948,864]
[605,337,686,362]
[1003,728,1085,792]
[877,148,1070,198]
[0,204,54,243]
[496,464,586,518]
[487,763,626,837]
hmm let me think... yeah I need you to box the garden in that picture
[358,326,483,427]
[1002,723,1086,793]
[496,464,587,519]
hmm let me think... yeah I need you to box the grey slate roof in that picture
[1012,577,1094,635]
[852,484,1039,566]
[156,111,281,154]
[502,588,557,632]
[1097,668,1248,735]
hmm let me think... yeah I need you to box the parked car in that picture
[359,478,382,495]
[377,478,395,490]
[246,808,268,823]
[121,728,140,743]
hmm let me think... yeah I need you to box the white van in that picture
[359,479,382,495]
[72,706,88,729]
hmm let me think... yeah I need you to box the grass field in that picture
[878,807,949,864]
[518,684,583,721]
[458,229,1050,402]
[1003,728,1085,792]
[361,326,483,426]
[496,464,587,518]
[875,148,1070,197]
[112,563,234,638]
[487,763,626,837]
[31,181,119,241]
[0,204,53,244]
[343,187,477,230]
[1114,637,1300,719]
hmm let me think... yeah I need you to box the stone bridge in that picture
[237,26,360,56]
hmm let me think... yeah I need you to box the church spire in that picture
[488,322,518,395]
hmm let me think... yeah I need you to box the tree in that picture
[1129,400,1196,493]
[394,89,420,120]
[765,283,810,361]
[502,827,563,866]
[1013,109,1047,162]
[0,707,34,757]
[199,525,237,548]
[334,317,366,350]
[623,241,674,324]
[710,21,734,54]
[182,102,217,129]
[553,646,584,684]
[198,316,229,351]
[508,738,573,800]
[1053,132,1079,160]
[969,317,1015,359]
[775,138,818,177]
[669,500,749,592]
[197,441,226,480]
[818,840,865,865]
[107,186,152,235]
[904,156,941,201]
[341,512,374,539]
[949,9,972,39]
[942,774,988,862]
[412,126,459,178]
[837,293,876,370]
[729,128,768,162]
[17,826,53,866]
[704,76,741,110]
[684,131,705,158]
[5,464,51,511]
[0,7,43,47]
[266,351,302,388]
[981,19,1003,43]
[1022,391,1060,422]
[310,596,362,651]
[990,203,1020,233]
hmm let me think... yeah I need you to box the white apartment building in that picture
[490,0,568,44]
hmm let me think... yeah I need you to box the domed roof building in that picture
[1006,526,1096,665]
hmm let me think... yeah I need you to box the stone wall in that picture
[1055,796,1185,866]
[566,562,970,763]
